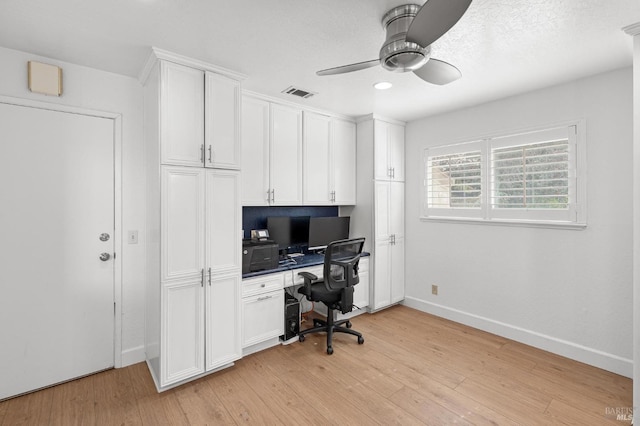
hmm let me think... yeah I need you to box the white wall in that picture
[0,46,146,366]
[404,68,634,377]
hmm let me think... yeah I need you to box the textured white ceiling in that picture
[0,0,639,121]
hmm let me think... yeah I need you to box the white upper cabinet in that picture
[241,98,303,206]
[270,103,303,205]
[161,62,205,167]
[303,112,331,205]
[160,62,241,169]
[241,97,271,205]
[303,113,356,205]
[205,72,241,169]
[374,120,405,181]
[242,95,355,206]
[330,119,357,205]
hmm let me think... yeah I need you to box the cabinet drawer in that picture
[242,273,284,297]
[292,265,323,286]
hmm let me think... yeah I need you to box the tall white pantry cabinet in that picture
[141,49,245,391]
[348,115,406,312]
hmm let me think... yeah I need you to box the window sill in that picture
[419,216,587,230]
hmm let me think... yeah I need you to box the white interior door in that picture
[0,102,115,400]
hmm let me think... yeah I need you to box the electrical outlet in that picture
[431,285,438,296]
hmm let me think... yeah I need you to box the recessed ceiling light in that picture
[373,81,393,90]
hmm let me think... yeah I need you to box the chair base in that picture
[298,308,364,354]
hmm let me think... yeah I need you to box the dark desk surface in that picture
[242,252,369,279]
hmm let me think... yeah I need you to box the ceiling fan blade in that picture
[413,59,462,85]
[316,59,379,76]
[406,0,472,47]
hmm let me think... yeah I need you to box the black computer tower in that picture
[283,292,300,340]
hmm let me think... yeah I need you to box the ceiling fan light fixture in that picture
[373,81,393,90]
[379,4,430,73]
[380,40,430,72]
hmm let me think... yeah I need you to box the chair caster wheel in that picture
[327,346,334,355]
[358,336,364,345]
[299,335,305,342]
[345,321,352,329]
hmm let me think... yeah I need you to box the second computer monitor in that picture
[308,216,350,251]
[266,216,310,252]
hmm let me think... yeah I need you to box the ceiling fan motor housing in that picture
[380,4,430,72]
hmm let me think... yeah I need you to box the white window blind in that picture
[491,139,569,209]
[422,123,585,227]
[428,151,482,208]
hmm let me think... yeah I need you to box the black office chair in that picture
[297,238,365,354]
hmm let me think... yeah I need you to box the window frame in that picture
[421,121,587,229]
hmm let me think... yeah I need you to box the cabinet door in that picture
[242,290,284,347]
[388,123,405,181]
[303,112,331,205]
[374,181,391,241]
[160,62,204,167]
[373,120,390,180]
[353,258,369,309]
[270,104,302,205]
[205,72,240,169]
[162,167,205,282]
[390,182,405,238]
[241,97,270,205]
[390,236,405,304]
[331,119,357,205]
[161,280,205,386]
[206,273,241,371]
[205,170,241,274]
[372,241,391,310]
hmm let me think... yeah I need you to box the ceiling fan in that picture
[317,0,472,85]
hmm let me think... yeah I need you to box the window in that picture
[422,124,585,227]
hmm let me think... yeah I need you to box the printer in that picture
[242,239,279,274]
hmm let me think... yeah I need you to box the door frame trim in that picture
[0,94,124,368]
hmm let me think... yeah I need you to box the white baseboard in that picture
[120,345,146,367]
[402,296,633,378]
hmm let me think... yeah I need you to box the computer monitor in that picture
[266,216,290,250]
[267,216,310,252]
[308,216,350,251]
[290,216,310,248]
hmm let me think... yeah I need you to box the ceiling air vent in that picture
[282,86,316,99]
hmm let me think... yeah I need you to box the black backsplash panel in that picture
[242,206,338,239]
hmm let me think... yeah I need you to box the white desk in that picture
[241,257,369,355]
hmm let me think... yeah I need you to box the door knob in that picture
[99,253,111,261]
[99,233,110,242]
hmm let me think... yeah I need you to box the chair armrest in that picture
[298,271,318,281]
[297,271,318,297]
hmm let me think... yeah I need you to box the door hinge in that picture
[114,302,116,316]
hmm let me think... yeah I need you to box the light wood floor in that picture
[0,305,632,425]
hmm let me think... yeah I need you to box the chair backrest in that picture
[323,238,365,314]
[323,238,365,291]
